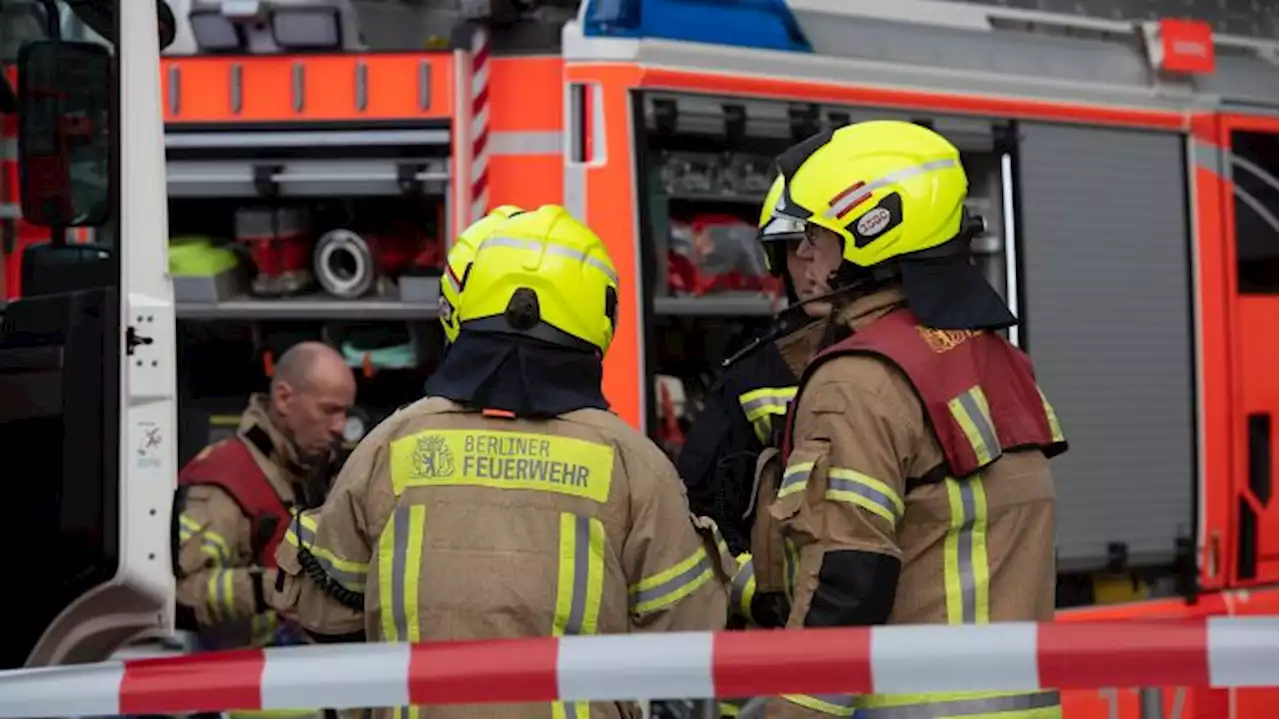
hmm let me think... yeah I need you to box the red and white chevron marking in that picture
[0,618,1274,717]
[469,26,491,223]
[1,65,19,224]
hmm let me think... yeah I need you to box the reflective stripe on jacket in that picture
[762,290,1062,719]
[273,396,732,719]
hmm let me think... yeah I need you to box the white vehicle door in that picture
[0,0,177,669]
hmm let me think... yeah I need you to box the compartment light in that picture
[270,7,342,51]
[189,9,244,52]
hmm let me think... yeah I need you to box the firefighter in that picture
[679,175,830,638]
[174,341,356,653]
[271,204,734,719]
[681,175,832,719]
[760,121,1068,719]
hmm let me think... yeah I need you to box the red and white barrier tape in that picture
[469,25,491,223]
[0,618,1274,717]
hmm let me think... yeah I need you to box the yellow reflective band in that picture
[719,699,743,717]
[739,387,797,444]
[553,513,606,719]
[730,556,757,620]
[379,504,427,719]
[553,513,606,636]
[378,504,426,643]
[948,386,1001,466]
[551,704,578,719]
[630,546,714,617]
[783,537,799,602]
[1038,387,1065,443]
[181,514,231,565]
[856,689,1061,717]
[782,694,856,716]
[778,461,814,499]
[250,611,278,647]
[285,513,369,592]
[206,568,235,622]
[824,468,905,525]
[390,429,614,503]
[751,417,770,446]
[943,476,990,625]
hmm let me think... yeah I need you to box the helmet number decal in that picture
[849,192,903,248]
[856,208,892,237]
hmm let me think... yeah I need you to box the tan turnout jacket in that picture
[273,396,734,719]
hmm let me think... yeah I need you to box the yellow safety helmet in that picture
[777,120,1015,329]
[455,204,620,355]
[778,120,969,269]
[757,174,806,277]
[439,205,526,343]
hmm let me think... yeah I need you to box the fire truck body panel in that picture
[552,2,1276,581]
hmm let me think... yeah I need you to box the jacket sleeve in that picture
[764,359,914,719]
[623,449,733,633]
[677,374,758,545]
[176,485,274,626]
[272,427,390,641]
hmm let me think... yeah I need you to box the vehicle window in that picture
[1231,130,1279,295]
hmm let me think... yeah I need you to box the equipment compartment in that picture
[634,92,1018,456]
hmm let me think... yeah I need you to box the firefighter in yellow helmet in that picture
[674,176,833,718]
[680,175,831,626]
[271,205,733,719]
[760,122,1068,719]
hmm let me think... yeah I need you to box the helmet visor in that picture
[758,213,806,243]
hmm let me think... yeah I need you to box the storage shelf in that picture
[653,293,779,317]
[176,294,439,321]
[166,157,449,199]
[667,191,767,205]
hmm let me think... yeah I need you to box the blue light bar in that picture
[582,0,811,53]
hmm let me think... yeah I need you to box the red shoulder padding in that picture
[783,308,1063,478]
[178,438,291,567]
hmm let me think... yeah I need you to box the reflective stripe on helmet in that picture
[824,158,958,221]
[477,235,620,284]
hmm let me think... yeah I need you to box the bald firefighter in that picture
[757,122,1068,719]
[175,342,356,654]
[271,205,734,719]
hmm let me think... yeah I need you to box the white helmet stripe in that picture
[824,158,958,221]
[477,236,620,284]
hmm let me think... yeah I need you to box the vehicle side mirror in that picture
[158,1,178,52]
[16,40,112,231]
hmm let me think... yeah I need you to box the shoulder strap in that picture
[178,436,291,566]
[780,309,918,463]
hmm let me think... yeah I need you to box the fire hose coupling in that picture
[315,229,377,300]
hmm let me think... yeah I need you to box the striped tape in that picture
[469,25,491,223]
[0,618,1273,717]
